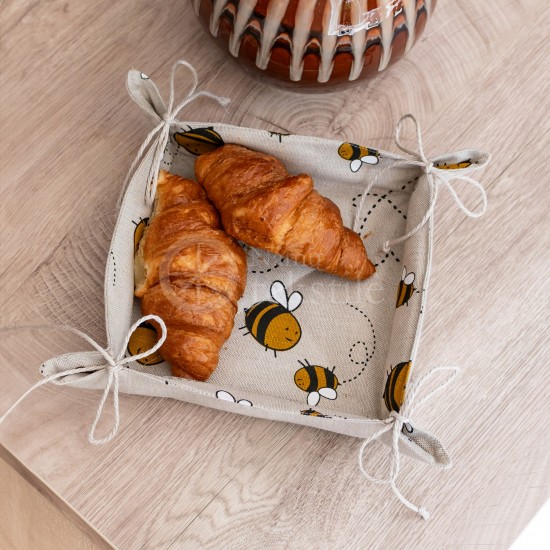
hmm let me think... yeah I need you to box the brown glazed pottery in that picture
[191,0,436,88]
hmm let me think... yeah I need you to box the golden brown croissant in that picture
[195,145,375,280]
[134,170,247,380]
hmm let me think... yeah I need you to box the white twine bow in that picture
[0,315,167,445]
[382,114,488,253]
[125,60,230,205]
[358,366,460,520]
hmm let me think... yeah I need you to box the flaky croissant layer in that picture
[134,170,247,381]
[195,144,375,280]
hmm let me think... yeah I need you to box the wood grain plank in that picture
[0,445,114,550]
[1,0,549,548]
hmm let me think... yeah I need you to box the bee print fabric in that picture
[40,66,490,469]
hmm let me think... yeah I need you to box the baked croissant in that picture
[195,145,375,280]
[134,170,247,380]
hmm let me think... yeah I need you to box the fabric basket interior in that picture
[108,120,429,423]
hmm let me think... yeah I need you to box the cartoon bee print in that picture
[133,217,149,254]
[241,280,302,357]
[434,160,472,170]
[173,126,224,156]
[396,266,417,308]
[127,321,164,365]
[300,408,331,418]
[338,142,380,173]
[383,361,412,413]
[294,359,339,407]
[216,390,252,407]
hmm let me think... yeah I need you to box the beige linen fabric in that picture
[40,67,489,469]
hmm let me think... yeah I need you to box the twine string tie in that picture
[125,60,230,204]
[0,315,167,445]
[358,365,460,520]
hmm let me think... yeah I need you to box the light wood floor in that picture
[1,0,549,548]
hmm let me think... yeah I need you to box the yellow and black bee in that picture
[241,280,302,356]
[294,359,339,407]
[127,321,164,366]
[383,361,411,412]
[173,126,224,156]
[133,217,149,254]
[338,142,380,173]
[434,160,472,170]
[301,408,331,418]
[396,266,416,308]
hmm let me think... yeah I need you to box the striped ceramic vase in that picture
[192,0,436,87]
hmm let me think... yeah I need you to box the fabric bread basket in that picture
[1,60,490,519]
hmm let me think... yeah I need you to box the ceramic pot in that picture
[192,0,436,88]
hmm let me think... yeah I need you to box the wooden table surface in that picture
[1,0,549,548]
